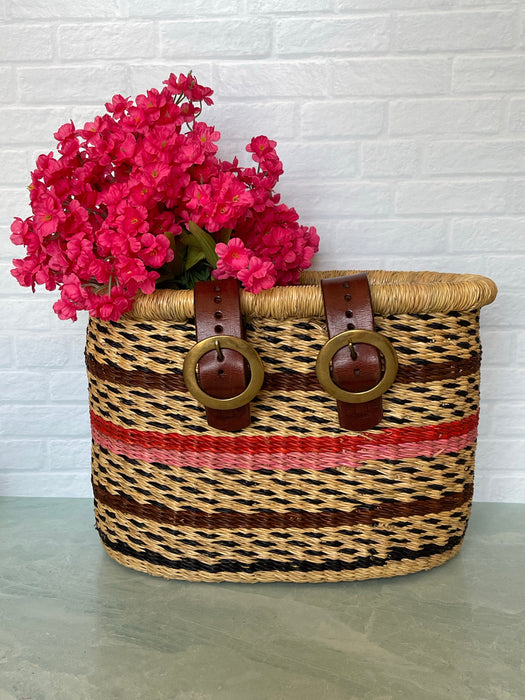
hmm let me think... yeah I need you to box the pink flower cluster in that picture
[11,72,319,321]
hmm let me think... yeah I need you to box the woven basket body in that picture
[86,270,497,582]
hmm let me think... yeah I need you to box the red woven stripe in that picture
[89,410,479,454]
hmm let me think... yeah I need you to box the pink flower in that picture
[32,191,66,239]
[176,138,207,169]
[214,238,251,278]
[97,226,140,258]
[184,181,211,210]
[205,172,254,231]
[115,131,136,161]
[11,256,38,289]
[54,121,79,158]
[246,135,277,164]
[259,151,284,181]
[139,232,174,268]
[54,121,76,142]
[113,255,147,285]
[52,273,90,321]
[149,209,181,238]
[135,89,167,124]
[10,217,31,246]
[127,180,153,207]
[163,73,214,105]
[33,153,66,187]
[117,205,149,236]
[53,297,79,321]
[90,286,133,322]
[192,122,220,155]
[105,94,133,119]
[143,125,177,158]
[237,256,276,294]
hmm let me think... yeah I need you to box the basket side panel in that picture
[86,307,480,583]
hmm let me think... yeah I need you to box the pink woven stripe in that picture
[92,426,478,471]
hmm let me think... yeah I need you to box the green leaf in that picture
[185,246,206,270]
[189,264,214,286]
[218,227,232,244]
[186,221,219,267]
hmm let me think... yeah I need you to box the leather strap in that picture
[321,273,383,431]
[193,279,251,431]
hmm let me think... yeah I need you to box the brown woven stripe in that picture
[86,353,186,391]
[94,497,469,565]
[264,355,480,389]
[85,353,480,392]
[93,481,473,530]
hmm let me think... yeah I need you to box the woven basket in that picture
[86,270,497,583]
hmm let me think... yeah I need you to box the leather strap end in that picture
[321,274,383,431]
[193,279,251,431]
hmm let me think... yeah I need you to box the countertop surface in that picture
[0,497,524,700]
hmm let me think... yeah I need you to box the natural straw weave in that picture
[86,270,497,583]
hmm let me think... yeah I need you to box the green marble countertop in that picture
[0,498,524,700]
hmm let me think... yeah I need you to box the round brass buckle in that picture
[183,335,264,410]
[315,329,398,404]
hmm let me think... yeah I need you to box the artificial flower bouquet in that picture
[10,72,319,321]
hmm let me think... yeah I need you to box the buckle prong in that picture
[215,338,224,362]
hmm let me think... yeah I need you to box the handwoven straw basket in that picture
[86,270,497,583]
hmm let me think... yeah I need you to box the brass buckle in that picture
[183,335,264,410]
[315,329,398,404]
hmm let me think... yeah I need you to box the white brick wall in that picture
[1,0,524,502]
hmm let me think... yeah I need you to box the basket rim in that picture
[124,269,498,321]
